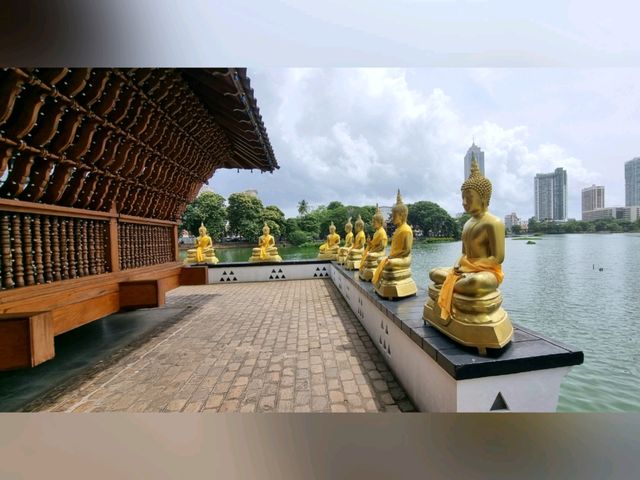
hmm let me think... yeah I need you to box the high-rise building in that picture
[625,157,640,207]
[504,212,520,231]
[581,185,605,220]
[464,142,485,180]
[534,167,567,221]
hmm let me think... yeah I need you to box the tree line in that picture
[180,192,467,246]
[522,217,640,235]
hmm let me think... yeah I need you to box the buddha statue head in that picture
[262,221,270,235]
[329,221,336,234]
[198,222,208,237]
[344,217,353,233]
[461,153,492,217]
[355,215,364,233]
[391,189,408,226]
[372,204,385,229]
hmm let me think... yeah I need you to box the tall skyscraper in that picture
[581,185,605,220]
[464,142,485,179]
[625,157,640,206]
[534,167,567,221]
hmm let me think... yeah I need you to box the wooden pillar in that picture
[105,203,120,273]
[173,224,179,262]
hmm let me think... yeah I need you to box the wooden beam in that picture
[0,311,54,370]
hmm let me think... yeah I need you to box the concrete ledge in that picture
[204,260,333,284]
[330,262,584,412]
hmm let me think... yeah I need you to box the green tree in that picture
[227,193,265,242]
[297,199,309,216]
[455,213,471,239]
[262,205,286,239]
[180,191,226,240]
[528,217,540,233]
[408,201,457,238]
[511,224,522,235]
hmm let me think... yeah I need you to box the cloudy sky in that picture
[208,68,640,220]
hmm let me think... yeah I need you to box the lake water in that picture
[189,234,640,412]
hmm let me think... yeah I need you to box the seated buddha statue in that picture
[344,215,366,270]
[184,222,219,264]
[317,221,341,260]
[337,217,354,265]
[373,190,417,299]
[249,222,282,262]
[423,154,513,355]
[358,205,388,281]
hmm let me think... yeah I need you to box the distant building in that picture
[583,206,640,222]
[518,219,529,232]
[464,142,485,180]
[581,185,605,220]
[625,157,640,207]
[534,167,567,221]
[504,212,520,231]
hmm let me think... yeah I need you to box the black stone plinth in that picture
[331,262,584,381]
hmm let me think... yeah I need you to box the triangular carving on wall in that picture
[490,392,509,411]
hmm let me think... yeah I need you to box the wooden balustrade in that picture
[0,199,178,290]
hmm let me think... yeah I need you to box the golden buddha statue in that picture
[249,222,282,262]
[373,190,417,299]
[337,217,354,265]
[184,222,219,264]
[423,154,513,355]
[358,205,388,281]
[317,221,341,260]
[344,215,366,270]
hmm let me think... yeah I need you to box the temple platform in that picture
[1,278,414,413]
[2,259,583,412]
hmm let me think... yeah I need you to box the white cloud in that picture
[210,68,613,219]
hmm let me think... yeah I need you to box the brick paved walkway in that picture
[27,279,416,413]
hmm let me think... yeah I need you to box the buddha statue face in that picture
[262,223,270,235]
[372,216,382,229]
[198,224,208,236]
[462,188,486,217]
[355,217,364,232]
[329,224,336,234]
[461,155,491,217]
[345,221,353,233]
[391,190,408,227]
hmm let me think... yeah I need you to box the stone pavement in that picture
[26,279,416,413]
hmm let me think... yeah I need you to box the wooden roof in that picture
[0,68,278,221]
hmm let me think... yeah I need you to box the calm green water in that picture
[187,234,640,412]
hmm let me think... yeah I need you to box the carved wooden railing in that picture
[0,199,178,291]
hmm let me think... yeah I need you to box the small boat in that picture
[526,240,536,245]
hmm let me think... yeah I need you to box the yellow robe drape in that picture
[195,235,211,262]
[372,224,410,284]
[343,231,354,248]
[437,256,504,320]
[259,235,274,259]
[359,228,387,272]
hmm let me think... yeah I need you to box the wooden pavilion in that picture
[0,68,278,369]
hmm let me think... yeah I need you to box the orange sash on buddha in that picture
[372,223,410,284]
[437,256,504,320]
[358,246,370,272]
